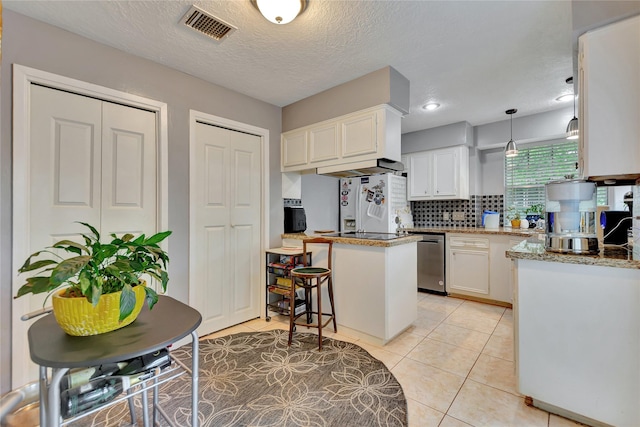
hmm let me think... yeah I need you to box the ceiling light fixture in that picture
[251,0,307,25]
[565,77,579,140]
[504,108,518,158]
[422,103,440,111]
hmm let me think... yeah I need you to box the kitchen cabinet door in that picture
[408,151,433,198]
[579,15,640,181]
[447,235,490,296]
[281,129,308,169]
[309,122,340,164]
[341,109,378,158]
[449,249,490,295]
[433,148,457,197]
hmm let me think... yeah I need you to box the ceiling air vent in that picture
[180,5,237,42]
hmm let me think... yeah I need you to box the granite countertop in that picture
[406,227,537,238]
[507,240,639,270]
[281,232,422,248]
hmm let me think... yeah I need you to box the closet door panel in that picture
[101,102,157,237]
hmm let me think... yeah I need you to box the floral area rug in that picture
[72,330,408,427]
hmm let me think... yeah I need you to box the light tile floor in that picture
[202,292,585,427]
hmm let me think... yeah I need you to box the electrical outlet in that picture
[452,211,465,221]
[442,212,450,220]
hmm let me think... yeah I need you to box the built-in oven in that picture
[416,233,446,295]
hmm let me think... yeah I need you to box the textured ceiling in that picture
[4,0,575,134]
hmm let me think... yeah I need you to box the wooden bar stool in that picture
[288,238,337,350]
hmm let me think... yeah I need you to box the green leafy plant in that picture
[506,206,521,221]
[525,204,545,216]
[15,222,171,321]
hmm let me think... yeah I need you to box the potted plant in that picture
[525,204,545,228]
[15,222,171,336]
[506,206,521,228]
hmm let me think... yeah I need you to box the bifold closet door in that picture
[192,122,261,335]
[12,85,157,387]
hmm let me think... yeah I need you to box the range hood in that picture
[316,159,404,178]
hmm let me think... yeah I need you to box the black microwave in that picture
[284,207,307,233]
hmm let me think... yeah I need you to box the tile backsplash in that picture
[411,195,504,228]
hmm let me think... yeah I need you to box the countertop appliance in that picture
[339,173,409,233]
[545,179,599,254]
[284,206,307,233]
[416,233,446,295]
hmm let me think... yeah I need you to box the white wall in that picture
[476,106,574,149]
[301,174,340,233]
[479,148,506,195]
[401,121,473,153]
[1,10,283,393]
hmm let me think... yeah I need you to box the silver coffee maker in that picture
[545,179,599,254]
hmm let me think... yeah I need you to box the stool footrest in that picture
[293,312,335,330]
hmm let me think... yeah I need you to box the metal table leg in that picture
[47,368,68,427]
[191,331,199,427]
[39,366,48,427]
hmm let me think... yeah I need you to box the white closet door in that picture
[192,122,261,335]
[13,86,103,387]
[101,103,157,238]
[28,85,103,239]
[12,85,158,388]
[228,130,262,326]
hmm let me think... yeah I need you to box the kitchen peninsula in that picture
[281,232,421,345]
[507,241,640,427]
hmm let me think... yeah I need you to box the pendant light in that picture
[251,0,307,25]
[565,77,579,140]
[504,109,518,157]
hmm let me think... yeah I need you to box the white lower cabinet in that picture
[448,236,490,295]
[447,233,526,304]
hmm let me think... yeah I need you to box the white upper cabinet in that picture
[309,122,340,163]
[579,15,640,181]
[408,151,433,198]
[282,129,308,168]
[341,110,378,158]
[281,105,402,172]
[407,145,469,200]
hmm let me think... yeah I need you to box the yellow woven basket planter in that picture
[52,284,146,336]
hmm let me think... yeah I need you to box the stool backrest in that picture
[301,238,333,269]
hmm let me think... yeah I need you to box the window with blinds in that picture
[504,140,608,217]
[504,140,579,218]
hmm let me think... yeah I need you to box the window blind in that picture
[505,141,579,217]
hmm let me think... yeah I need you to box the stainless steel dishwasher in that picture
[417,233,446,295]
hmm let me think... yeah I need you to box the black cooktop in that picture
[322,231,404,241]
